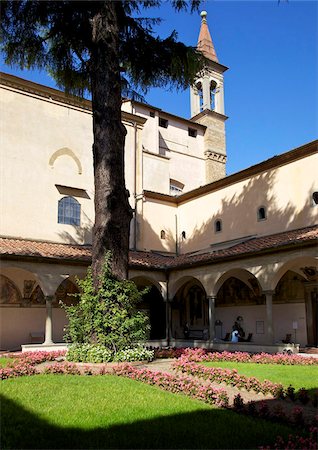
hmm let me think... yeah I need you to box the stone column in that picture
[208,296,216,342]
[264,290,274,344]
[44,295,54,345]
[304,282,317,347]
[166,300,171,346]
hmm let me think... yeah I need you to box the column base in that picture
[21,343,69,352]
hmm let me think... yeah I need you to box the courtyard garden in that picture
[2,265,317,449]
[1,348,317,449]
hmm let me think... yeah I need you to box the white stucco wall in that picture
[214,303,307,347]
[177,152,318,253]
[0,306,67,351]
[0,83,142,245]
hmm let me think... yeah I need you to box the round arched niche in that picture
[216,276,265,307]
[0,274,22,304]
[171,280,208,339]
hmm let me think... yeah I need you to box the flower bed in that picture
[112,363,229,408]
[173,358,284,397]
[0,351,66,379]
[43,362,81,375]
[260,427,318,450]
[180,347,318,365]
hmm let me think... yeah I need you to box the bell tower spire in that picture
[190,11,229,183]
[197,10,219,63]
[190,11,227,116]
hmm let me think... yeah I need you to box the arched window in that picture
[210,80,217,110]
[160,230,166,240]
[215,219,222,233]
[312,192,318,205]
[181,231,186,239]
[196,81,203,111]
[58,196,81,226]
[257,206,267,221]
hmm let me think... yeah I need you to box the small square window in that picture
[150,111,155,118]
[188,127,197,138]
[159,117,168,128]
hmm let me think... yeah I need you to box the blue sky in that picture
[1,1,317,175]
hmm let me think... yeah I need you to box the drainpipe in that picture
[175,214,178,255]
[133,121,138,250]
[165,269,171,347]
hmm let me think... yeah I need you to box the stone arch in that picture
[0,267,45,305]
[130,276,166,340]
[54,277,80,307]
[214,268,263,297]
[0,274,22,304]
[49,147,82,174]
[270,256,318,291]
[169,275,206,301]
[273,270,306,304]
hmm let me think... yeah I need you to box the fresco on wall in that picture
[23,280,36,301]
[172,282,208,338]
[30,285,45,305]
[216,277,265,307]
[274,270,305,303]
[54,279,79,306]
[0,274,22,304]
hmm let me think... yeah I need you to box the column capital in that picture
[263,290,275,296]
[207,295,217,300]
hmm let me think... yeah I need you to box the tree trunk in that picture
[90,2,132,288]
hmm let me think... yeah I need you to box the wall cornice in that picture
[144,139,318,204]
[0,72,146,126]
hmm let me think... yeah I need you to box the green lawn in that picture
[202,361,318,390]
[1,374,296,449]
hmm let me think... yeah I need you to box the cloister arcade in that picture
[0,250,317,351]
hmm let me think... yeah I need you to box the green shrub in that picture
[66,343,154,363]
[66,344,113,363]
[114,345,154,362]
[62,253,150,353]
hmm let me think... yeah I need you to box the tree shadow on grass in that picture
[1,393,297,450]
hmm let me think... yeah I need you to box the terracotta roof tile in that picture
[197,12,218,63]
[0,226,317,270]
[0,238,92,262]
[167,226,318,269]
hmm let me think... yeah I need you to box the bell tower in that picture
[190,11,228,183]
